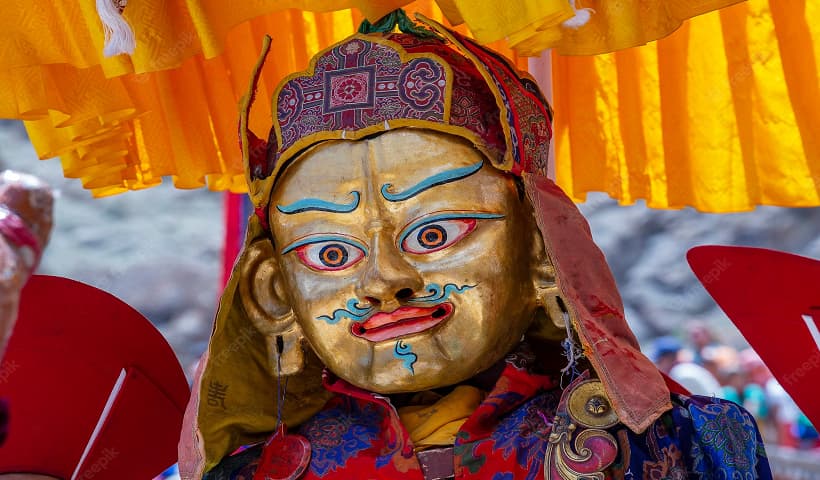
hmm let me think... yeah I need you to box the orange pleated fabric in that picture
[550,1,820,211]
[1,1,818,211]
[3,2,524,197]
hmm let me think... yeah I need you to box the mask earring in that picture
[540,293,569,330]
[535,285,583,387]
[254,335,312,480]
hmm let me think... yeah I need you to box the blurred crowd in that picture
[651,321,817,449]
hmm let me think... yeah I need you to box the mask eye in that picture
[401,219,477,254]
[290,239,366,271]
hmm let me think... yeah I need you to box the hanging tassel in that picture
[559,318,583,389]
[96,0,135,57]
[562,0,595,29]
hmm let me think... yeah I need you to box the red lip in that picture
[350,303,453,342]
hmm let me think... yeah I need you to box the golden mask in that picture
[260,129,546,392]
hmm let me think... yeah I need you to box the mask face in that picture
[269,129,540,393]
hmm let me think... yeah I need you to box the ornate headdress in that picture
[182,14,671,477]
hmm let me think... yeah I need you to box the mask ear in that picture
[239,238,306,375]
[529,222,573,342]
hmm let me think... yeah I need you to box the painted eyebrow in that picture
[276,191,361,214]
[380,159,484,202]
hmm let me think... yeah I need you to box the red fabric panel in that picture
[688,246,820,427]
[525,174,671,433]
[0,275,190,478]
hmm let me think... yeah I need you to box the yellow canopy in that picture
[553,1,820,211]
[1,0,817,211]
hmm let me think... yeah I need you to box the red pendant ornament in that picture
[253,423,311,480]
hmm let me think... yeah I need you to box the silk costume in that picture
[181,15,773,479]
[203,345,771,480]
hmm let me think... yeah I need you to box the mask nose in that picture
[355,229,424,312]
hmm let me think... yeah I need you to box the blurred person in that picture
[729,349,774,439]
[721,366,768,423]
[0,170,53,356]
[0,176,189,478]
[766,377,813,447]
[740,348,774,388]
[767,379,797,446]
[701,343,739,386]
[652,336,722,397]
[793,413,819,450]
[687,320,718,365]
[652,336,683,374]
[714,348,769,425]
[0,170,52,450]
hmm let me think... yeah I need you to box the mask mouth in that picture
[350,303,454,342]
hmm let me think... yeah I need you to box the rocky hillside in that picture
[1,120,818,372]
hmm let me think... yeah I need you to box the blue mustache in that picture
[316,299,373,325]
[406,283,475,305]
[315,283,475,325]
[393,340,417,374]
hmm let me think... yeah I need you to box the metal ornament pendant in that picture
[253,423,311,480]
[544,377,619,480]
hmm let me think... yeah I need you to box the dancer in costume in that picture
[182,13,772,480]
[0,171,52,357]
[0,170,52,450]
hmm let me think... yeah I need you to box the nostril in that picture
[395,288,414,300]
[364,296,381,306]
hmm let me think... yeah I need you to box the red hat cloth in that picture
[687,246,820,427]
[0,275,190,479]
